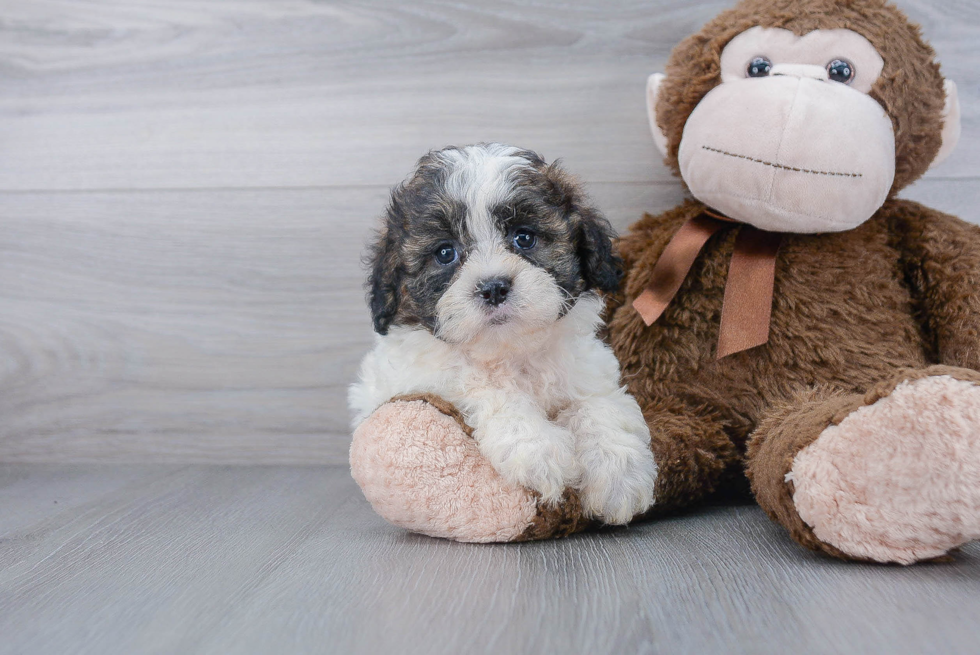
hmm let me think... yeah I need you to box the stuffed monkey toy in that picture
[350,0,980,564]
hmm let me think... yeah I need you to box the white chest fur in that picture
[348,294,614,428]
[347,293,657,524]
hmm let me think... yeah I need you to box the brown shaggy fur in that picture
[610,195,980,558]
[516,490,593,542]
[602,0,980,560]
[655,0,947,194]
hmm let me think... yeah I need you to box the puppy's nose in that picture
[476,277,512,307]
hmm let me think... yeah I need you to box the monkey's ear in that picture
[930,80,961,168]
[366,219,403,335]
[646,73,669,157]
[577,206,624,295]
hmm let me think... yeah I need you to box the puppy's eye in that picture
[434,242,458,265]
[513,228,537,250]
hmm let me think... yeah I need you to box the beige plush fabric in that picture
[677,29,896,233]
[350,399,538,543]
[719,27,884,92]
[791,376,980,564]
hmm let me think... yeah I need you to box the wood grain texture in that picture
[0,179,975,463]
[2,4,979,652]
[1,464,979,655]
[0,0,977,192]
[0,183,688,463]
[0,0,978,463]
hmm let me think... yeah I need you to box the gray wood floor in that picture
[2,465,979,655]
[2,1,980,653]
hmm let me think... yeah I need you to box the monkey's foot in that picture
[791,371,980,564]
[350,395,589,542]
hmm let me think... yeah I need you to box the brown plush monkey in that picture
[350,0,980,563]
[611,0,979,564]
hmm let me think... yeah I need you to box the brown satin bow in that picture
[632,210,782,359]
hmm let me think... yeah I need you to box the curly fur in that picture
[351,144,656,525]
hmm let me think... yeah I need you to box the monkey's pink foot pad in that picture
[792,375,980,564]
[350,399,539,542]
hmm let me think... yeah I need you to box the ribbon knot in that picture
[632,211,782,359]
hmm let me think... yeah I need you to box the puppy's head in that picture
[367,143,622,345]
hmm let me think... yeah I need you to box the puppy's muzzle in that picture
[476,277,512,307]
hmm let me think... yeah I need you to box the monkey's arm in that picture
[890,199,980,370]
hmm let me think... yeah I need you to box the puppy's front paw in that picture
[578,435,658,525]
[479,423,579,505]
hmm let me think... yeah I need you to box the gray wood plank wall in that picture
[1,0,978,463]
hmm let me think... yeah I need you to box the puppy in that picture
[348,143,657,524]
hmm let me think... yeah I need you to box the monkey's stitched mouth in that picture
[702,146,863,178]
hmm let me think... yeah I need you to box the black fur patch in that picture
[508,160,623,299]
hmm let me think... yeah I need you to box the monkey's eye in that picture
[746,57,772,78]
[434,242,458,265]
[827,59,855,84]
[513,228,537,250]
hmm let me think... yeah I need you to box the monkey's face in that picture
[649,1,961,234]
[678,27,895,233]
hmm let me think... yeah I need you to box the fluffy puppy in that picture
[349,143,657,524]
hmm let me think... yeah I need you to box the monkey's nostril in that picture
[769,63,829,81]
[476,277,512,307]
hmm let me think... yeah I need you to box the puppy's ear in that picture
[575,205,623,294]
[366,197,405,335]
[540,161,623,294]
